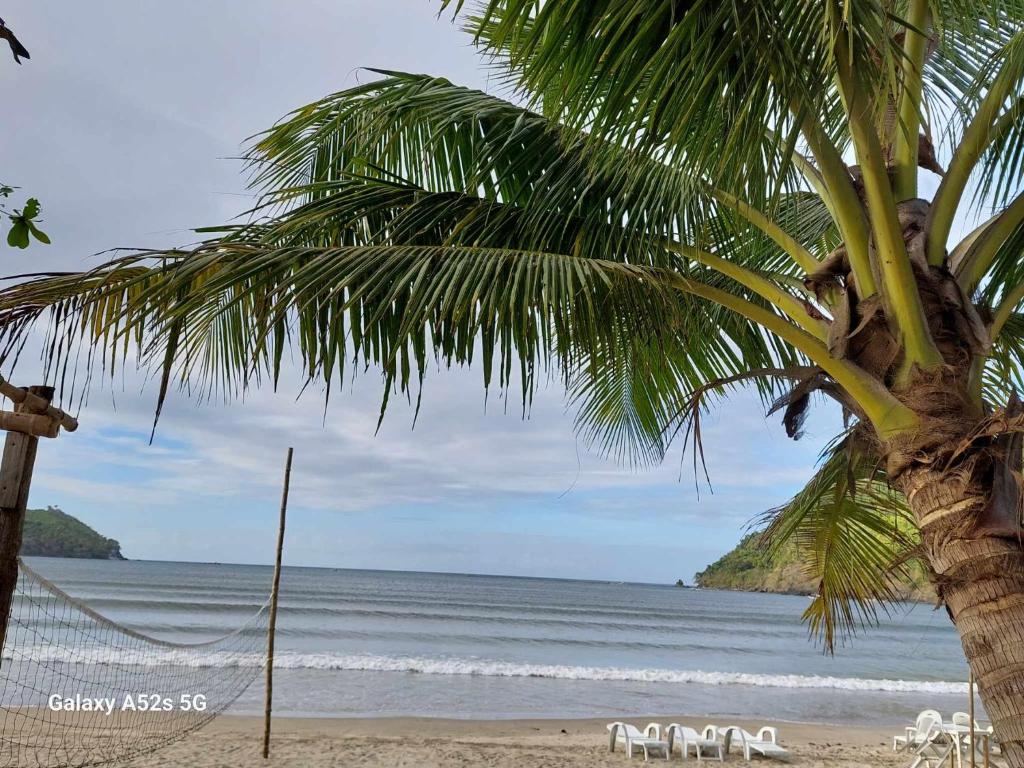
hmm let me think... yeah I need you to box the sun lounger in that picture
[715,725,790,761]
[666,723,724,761]
[607,722,671,761]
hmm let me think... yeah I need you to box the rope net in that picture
[0,560,268,767]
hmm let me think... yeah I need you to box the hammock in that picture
[0,559,269,767]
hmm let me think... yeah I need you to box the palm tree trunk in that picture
[900,465,1024,767]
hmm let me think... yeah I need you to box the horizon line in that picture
[22,554,691,588]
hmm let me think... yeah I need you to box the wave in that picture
[16,586,798,624]
[4,646,966,694]
[269,655,966,694]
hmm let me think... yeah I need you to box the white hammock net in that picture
[0,560,268,767]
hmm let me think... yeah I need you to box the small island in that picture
[21,506,125,560]
[694,530,932,602]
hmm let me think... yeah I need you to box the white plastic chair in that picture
[665,723,724,761]
[951,712,981,729]
[893,712,952,768]
[909,735,954,768]
[607,722,671,761]
[952,712,993,763]
[717,725,789,761]
[894,711,942,752]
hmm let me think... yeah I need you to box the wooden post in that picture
[969,670,976,768]
[262,447,292,759]
[0,385,53,664]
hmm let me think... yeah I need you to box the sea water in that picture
[20,557,976,724]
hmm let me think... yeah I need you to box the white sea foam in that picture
[6,645,965,695]
[271,654,965,694]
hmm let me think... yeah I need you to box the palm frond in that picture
[448,0,850,201]
[973,214,1024,309]
[985,312,1024,405]
[962,31,1024,209]
[228,76,852,465]
[759,434,921,652]
[246,71,833,268]
[0,241,812,447]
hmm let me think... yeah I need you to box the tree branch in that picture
[928,80,1024,265]
[798,113,878,298]
[954,190,1024,292]
[833,28,943,373]
[708,189,820,274]
[662,272,919,437]
[664,241,828,340]
[892,0,930,201]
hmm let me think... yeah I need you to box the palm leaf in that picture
[759,434,922,651]
[0,241,809,445]
[246,71,825,266]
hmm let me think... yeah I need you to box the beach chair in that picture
[665,723,724,761]
[717,725,790,761]
[951,712,979,729]
[952,712,995,762]
[607,722,671,761]
[909,734,954,768]
[894,711,942,752]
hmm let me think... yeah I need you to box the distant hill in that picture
[693,530,933,602]
[21,507,125,560]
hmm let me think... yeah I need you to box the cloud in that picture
[35,360,828,510]
[26,358,837,581]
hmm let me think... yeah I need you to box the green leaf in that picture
[759,434,922,652]
[27,221,50,245]
[6,221,29,249]
[4,198,50,249]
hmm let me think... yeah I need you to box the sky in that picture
[0,1,849,583]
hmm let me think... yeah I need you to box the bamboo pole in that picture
[0,376,77,432]
[0,411,59,439]
[262,447,292,760]
[969,671,976,768]
[0,386,53,667]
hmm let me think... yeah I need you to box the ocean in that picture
[19,557,976,725]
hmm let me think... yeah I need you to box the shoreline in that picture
[237,711,882,728]
[118,714,913,767]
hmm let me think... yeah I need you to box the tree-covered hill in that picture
[21,506,125,560]
[694,531,933,602]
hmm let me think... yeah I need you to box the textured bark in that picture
[898,464,1024,767]
[859,191,1024,760]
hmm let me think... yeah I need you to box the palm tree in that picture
[2,0,1024,758]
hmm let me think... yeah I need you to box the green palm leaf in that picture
[759,434,922,651]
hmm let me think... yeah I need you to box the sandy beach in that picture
[120,715,913,767]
